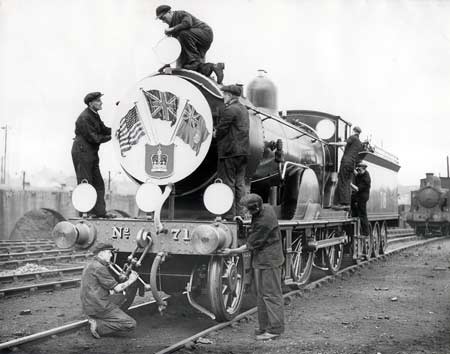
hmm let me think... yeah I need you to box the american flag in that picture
[143,90,179,126]
[115,106,146,157]
[176,102,209,156]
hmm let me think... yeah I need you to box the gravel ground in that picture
[1,238,449,354]
[197,238,450,354]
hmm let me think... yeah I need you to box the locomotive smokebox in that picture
[246,70,278,114]
[417,187,440,209]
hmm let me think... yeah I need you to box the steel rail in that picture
[0,265,84,284]
[0,252,92,268]
[0,278,81,296]
[154,236,448,354]
[0,249,87,261]
[0,233,441,352]
[0,297,171,351]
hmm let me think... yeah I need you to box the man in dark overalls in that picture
[351,163,371,236]
[215,85,250,219]
[333,126,363,209]
[221,194,285,341]
[80,243,138,338]
[155,5,225,84]
[72,92,111,217]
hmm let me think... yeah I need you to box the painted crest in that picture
[145,143,175,178]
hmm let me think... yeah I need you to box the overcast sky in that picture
[1,0,449,186]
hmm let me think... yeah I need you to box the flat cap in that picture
[357,162,368,168]
[241,193,263,208]
[352,126,362,134]
[91,242,115,255]
[84,92,103,105]
[221,84,242,96]
[156,5,171,19]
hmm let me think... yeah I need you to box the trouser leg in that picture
[217,158,237,218]
[176,29,213,71]
[260,267,285,334]
[91,157,106,216]
[358,200,370,236]
[72,149,95,217]
[254,269,268,333]
[234,157,248,217]
[334,163,354,205]
[92,308,136,336]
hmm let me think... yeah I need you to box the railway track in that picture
[0,228,415,298]
[0,230,441,352]
[0,251,92,269]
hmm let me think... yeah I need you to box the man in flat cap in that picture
[80,242,139,338]
[221,194,285,341]
[156,5,225,84]
[72,92,111,218]
[332,125,364,210]
[351,162,371,236]
[215,85,250,219]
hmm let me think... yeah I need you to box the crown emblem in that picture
[151,145,168,172]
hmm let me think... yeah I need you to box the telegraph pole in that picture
[1,125,7,185]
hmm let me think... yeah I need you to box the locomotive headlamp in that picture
[203,180,234,215]
[153,36,182,64]
[72,182,97,213]
[316,119,335,140]
[192,223,233,254]
[136,182,163,212]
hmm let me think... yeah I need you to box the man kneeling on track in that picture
[221,193,285,341]
[80,243,138,339]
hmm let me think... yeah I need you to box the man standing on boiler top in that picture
[221,194,285,340]
[332,126,363,210]
[215,84,250,220]
[155,5,225,84]
[72,92,111,218]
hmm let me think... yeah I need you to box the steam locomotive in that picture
[406,173,450,236]
[52,68,400,321]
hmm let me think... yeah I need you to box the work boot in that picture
[158,64,171,73]
[88,319,100,339]
[256,332,280,341]
[212,62,225,84]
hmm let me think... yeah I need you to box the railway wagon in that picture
[406,173,450,236]
[52,68,400,321]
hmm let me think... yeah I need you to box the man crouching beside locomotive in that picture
[351,163,371,236]
[80,243,138,339]
[332,126,363,210]
[215,84,250,220]
[221,194,285,341]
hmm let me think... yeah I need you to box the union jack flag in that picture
[115,106,146,157]
[143,90,179,126]
[176,102,209,156]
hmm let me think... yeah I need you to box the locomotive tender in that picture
[53,68,400,321]
[406,173,450,236]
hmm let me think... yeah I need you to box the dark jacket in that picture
[215,98,250,158]
[80,257,118,316]
[354,170,371,202]
[341,134,363,166]
[169,10,212,37]
[246,204,285,269]
[73,108,111,154]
